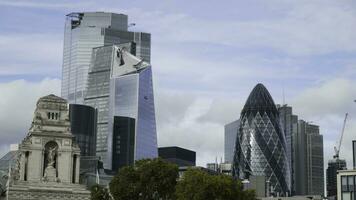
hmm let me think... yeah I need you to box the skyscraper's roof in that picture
[241,83,278,115]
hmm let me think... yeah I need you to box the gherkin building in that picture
[233,83,290,195]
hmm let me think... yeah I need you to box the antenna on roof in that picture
[282,86,286,105]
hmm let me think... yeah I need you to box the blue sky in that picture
[0,0,356,181]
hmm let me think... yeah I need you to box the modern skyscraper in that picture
[294,120,324,196]
[61,12,151,104]
[233,83,290,196]
[327,158,347,199]
[277,105,298,195]
[224,119,239,163]
[85,43,157,171]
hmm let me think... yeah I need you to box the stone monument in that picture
[7,94,90,200]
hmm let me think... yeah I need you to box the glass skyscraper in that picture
[85,43,157,171]
[233,83,290,196]
[61,12,150,104]
[277,104,298,195]
[224,119,239,164]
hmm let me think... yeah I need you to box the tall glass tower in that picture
[85,43,157,171]
[233,83,290,196]
[61,12,150,104]
[224,120,239,164]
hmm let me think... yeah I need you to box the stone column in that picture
[19,151,25,181]
[75,155,80,183]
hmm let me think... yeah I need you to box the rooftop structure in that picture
[158,146,196,167]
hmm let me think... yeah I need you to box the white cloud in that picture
[292,79,356,118]
[0,79,61,149]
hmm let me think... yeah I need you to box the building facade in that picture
[69,104,97,157]
[277,104,298,195]
[6,94,90,200]
[85,44,157,171]
[61,12,151,104]
[337,169,356,200]
[293,120,324,196]
[158,146,196,167]
[327,158,347,199]
[233,83,290,196]
[224,120,239,164]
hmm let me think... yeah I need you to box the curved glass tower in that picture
[233,83,290,195]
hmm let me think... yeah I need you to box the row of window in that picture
[342,175,356,192]
[47,112,60,120]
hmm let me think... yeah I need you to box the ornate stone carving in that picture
[7,94,89,199]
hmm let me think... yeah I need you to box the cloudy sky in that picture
[0,0,356,181]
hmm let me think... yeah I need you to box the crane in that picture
[334,113,348,159]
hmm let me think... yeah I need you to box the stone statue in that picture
[47,146,57,167]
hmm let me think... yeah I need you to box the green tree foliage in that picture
[90,184,110,200]
[109,158,179,200]
[175,168,256,200]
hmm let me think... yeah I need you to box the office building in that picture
[69,104,97,157]
[61,12,151,104]
[337,169,356,200]
[337,141,356,200]
[85,43,157,171]
[327,158,347,199]
[294,120,324,196]
[158,146,196,167]
[277,104,299,195]
[233,83,290,196]
[224,120,239,163]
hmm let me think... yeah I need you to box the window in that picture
[342,176,348,192]
[348,176,354,191]
[55,113,59,120]
[47,112,50,119]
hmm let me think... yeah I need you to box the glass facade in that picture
[86,44,157,170]
[84,46,113,162]
[112,116,136,171]
[69,104,97,157]
[341,175,356,200]
[328,158,347,197]
[108,66,158,170]
[61,12,151,104]
[158,147,196,167]
[277,105,298,194]
[224,120,239,164]
[233,83,290,195]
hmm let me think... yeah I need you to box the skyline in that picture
[0,0,356,173]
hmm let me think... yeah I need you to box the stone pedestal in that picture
[44,166,57,182]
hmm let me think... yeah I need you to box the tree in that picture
[109,158,179,200]
[90,184,110,200]
[175,168,256,200]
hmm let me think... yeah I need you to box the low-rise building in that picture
[337,169,356,200]
[159,146,196,167]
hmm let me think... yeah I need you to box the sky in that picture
[0,0,356,183]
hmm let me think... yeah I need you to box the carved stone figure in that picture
[47,146,57,167]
